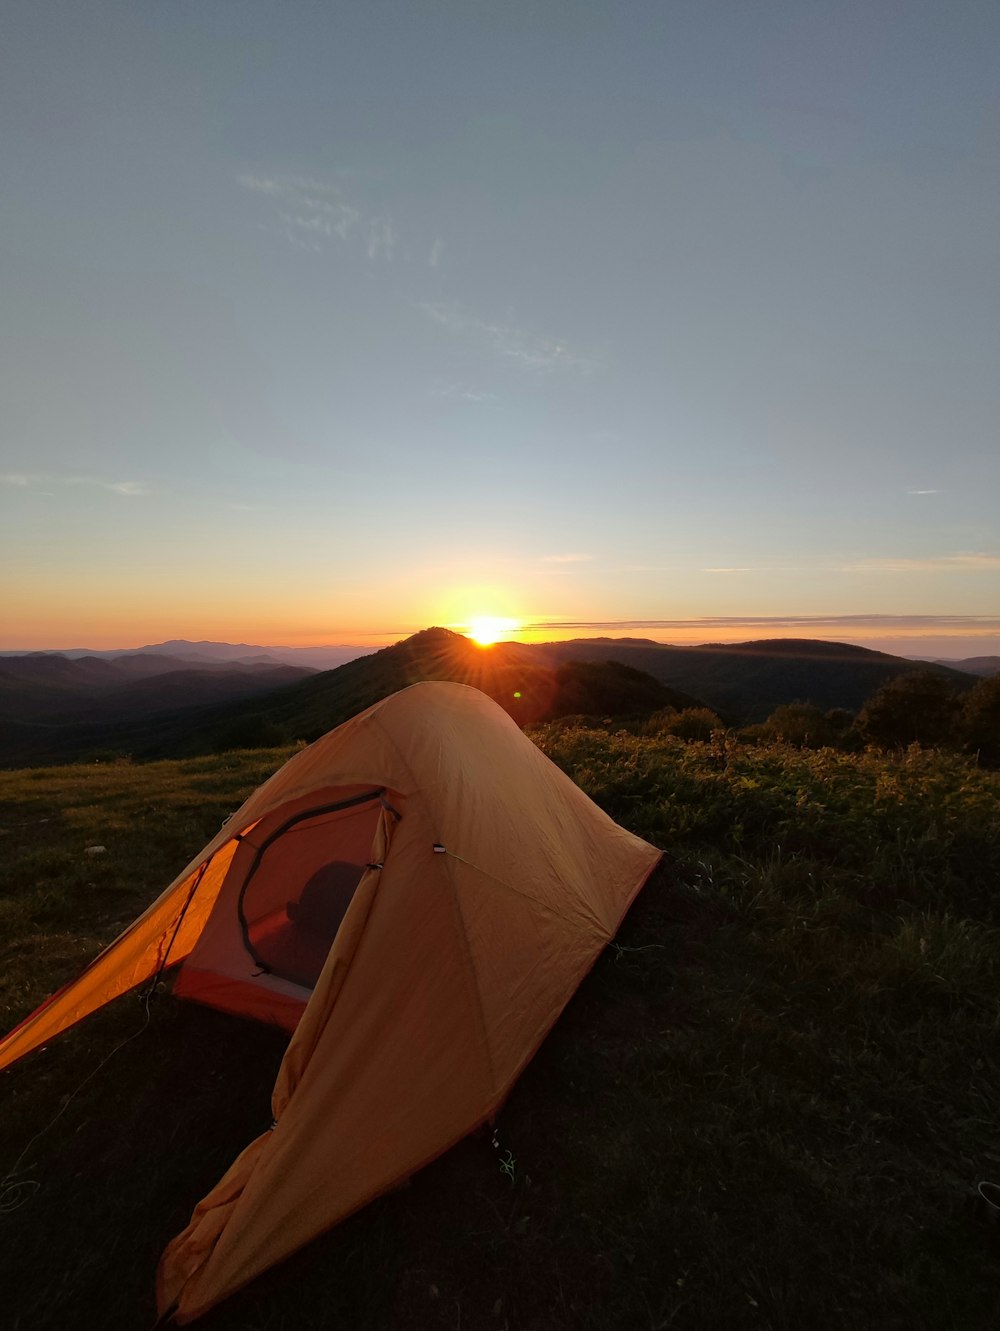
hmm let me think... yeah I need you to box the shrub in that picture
[857,670,961,749]
[646,706,723,741]
[759,701,836,748]
[961,674,1000,764]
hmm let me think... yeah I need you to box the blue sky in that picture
[2,1,998,653]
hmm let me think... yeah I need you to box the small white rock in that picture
[84,845,107,856]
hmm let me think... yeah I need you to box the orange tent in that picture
[0,683,661,1323]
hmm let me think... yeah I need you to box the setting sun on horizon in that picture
[466,616,522,647]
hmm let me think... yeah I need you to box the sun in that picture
[468,615,520,646]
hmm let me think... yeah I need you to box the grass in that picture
[2,733,1000,1329]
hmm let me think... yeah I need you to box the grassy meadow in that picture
[1,732,999,1329]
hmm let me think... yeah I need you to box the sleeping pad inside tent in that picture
[0,682,662,1324]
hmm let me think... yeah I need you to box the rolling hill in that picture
[924,656,1000,677]
[533,636,975,722]
[0,655,316,766]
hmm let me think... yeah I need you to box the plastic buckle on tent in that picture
[433,844,446,854]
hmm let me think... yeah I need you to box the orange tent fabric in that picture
[0,683,661,1322]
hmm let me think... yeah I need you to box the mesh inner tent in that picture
[240,793,384,989]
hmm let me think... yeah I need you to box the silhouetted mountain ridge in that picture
[0,630,978,767]
[703,637,902,661]
[921,656,1000,677]
[188,628,699,754]
[532,636,974,722]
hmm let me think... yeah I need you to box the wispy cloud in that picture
[243,175,360,239]
[906,488,942,495]
[429,381,497,403]
[366,216,396,261]
[241,174,396,262]
[420,301,602,374]
[428,237,443,268]
[623,554,999,576]
[621,564,688,573]
[242,174,340,198]
[2,473,150,496]
[623,562,798,574]
[841,553,1000,573]
[541,553,594,563]
[525,614,1000,634]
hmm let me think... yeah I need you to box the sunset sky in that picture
[2,2,998,656]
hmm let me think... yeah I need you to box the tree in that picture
[759,701,836,748]
[961,674,1000,764]
[857,670,961,749]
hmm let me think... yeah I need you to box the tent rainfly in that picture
[0,682,662,1323]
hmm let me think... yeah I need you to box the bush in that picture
[961,674,1000,764]
[825,708,855,734]
[646,706,723,741]
[759,701,836,748]
[857,670,961,749]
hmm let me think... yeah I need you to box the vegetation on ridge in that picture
[2,727,999,1329]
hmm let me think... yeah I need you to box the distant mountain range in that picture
[0,652,316,765]
[0,652,316,725]
[0,638,373,670]
[918,656,1000,677]
[0,630,978,768]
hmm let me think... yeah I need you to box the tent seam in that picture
[441,849,588,931]
[434,842,500,1101]
[367,706,500,1102]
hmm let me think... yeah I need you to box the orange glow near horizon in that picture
[2,587,999,658]
[3,616,999,653]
